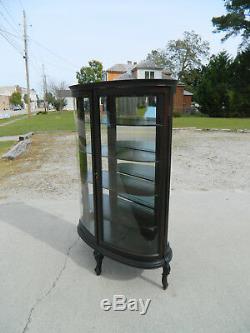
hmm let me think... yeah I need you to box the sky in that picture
[0,0,241,95]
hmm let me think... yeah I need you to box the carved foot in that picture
[162,244,173,290]
[94,250,104,276]
[162,262,171,290]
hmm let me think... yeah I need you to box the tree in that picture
[167,31,210,80]
[23,93,30,104]
[229,47,250,116]
[181,68,203,94]
[9,91,22,106]
[146,31,209,81]
[212,0,250,48]
[50,81,67,111]
[146,49,174,73]
[76,60,103,84]
[45,92,55,105]
[195,52,233,117]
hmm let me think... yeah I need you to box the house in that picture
[0,85,38,111]
[0,95,9,110]
[105,61,193,113]
[106,62,135,81]
[57,89,76,110]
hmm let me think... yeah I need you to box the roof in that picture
[117,72,135,80]
[57,89,72,97]
[184,90,193,96]
[106,63,134,73]
[0,85,37,96]
[132,60,164,71]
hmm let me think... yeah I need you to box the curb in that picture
[173,127,250,133]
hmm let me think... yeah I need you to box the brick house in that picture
[105,61,193,113]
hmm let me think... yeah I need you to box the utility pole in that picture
[23,10,31,117]
[42,64,48,112]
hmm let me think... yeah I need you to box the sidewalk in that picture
[0,116,27,127]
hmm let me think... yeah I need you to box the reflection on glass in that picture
[99,96,157,126]
[100,96,158,256]
[77,97,95,235]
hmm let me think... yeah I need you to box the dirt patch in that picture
[0,133,80,200]
[0,130,249,202]
[171,131,250,191]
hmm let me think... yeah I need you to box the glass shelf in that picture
[102,194,157,244]
[88,170,154,196]
[87,143,155,162]
[117,163,155,181]
[119,193,154,209]
[101,118,156,126]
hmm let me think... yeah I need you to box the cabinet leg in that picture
[94,250,104,276]
[162,245,173,290]
[162,261,171,290]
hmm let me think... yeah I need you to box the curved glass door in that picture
[99,95,159,256]
[77,97,95,235]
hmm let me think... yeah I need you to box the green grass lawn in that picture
[0,141,16,155]
[0,111,76,136]
[0,111,249,137]
[173,117,250,129]
[0,114,26,125]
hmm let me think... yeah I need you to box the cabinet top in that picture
[70,79,177,97]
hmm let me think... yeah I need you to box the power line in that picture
[0,9,20,35]
[0,22,23,54]
[30,38,78,70]
[0,27,21,39]
[19,0,24,10]
[0,0,21,35]
[0,26,41,76]
[0,25,78,73]
[0,29,23,55]
[0,10,18,34]
[0,26,70,73]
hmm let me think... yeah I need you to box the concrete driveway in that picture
[0,131,250,333]
[0,193,249,333]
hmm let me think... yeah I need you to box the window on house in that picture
[145,71,149,79]
[150,71,154,79]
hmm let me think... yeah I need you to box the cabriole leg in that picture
[94,250,104,276]
[162,260,171,290]
[162,244,173,290]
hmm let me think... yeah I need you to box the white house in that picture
[106,60,172,81]
[0,85,38,111]
[57,89,76,110]
[131,61,165,79]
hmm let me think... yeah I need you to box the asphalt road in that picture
[0,108,37,119]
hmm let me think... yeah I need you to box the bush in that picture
[52,98,67,111]
[173,111,182,117]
